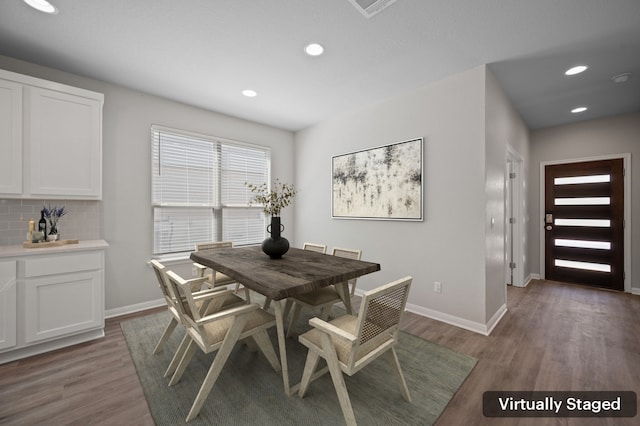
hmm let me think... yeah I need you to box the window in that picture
[151,126,269,255]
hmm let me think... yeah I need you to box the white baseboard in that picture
[353,287,508,336]
[105,298,165,319]
[631,288,640,296]
[0,328,104,364]
[524,273,540,287]
[485,303,508,335]
[405,302,507,336]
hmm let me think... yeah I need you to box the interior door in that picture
[505,160,514,286]
[544,159,624,291]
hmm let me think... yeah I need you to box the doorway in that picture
[543,158,625,291]
[505,149,524,287]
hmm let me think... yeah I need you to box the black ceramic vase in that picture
[262,216,289,259]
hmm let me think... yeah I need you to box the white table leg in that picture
[272,300,293,396]
[335,282,353,314]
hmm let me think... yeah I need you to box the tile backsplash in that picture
[0,199,103,246]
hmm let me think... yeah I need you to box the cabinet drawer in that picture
[23,251,103,278]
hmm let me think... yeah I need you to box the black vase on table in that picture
[262,216,289,259]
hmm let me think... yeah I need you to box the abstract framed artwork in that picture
[332,137,423,221]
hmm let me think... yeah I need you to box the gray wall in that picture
[294,65,530,332]
[529,112,640,293]
[0,55,295,313]
[484,69,531,320]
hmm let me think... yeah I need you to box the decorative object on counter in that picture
[42,205,67,239]
[38,209,47,235]
[32,231,44,243]
[28,219,35,242]
[246,179,297,259]
[23,239,79,249]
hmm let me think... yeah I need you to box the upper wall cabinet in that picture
[0,69,104,200]
[0,79,22,195]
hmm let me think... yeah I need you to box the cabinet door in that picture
[0,261,17,351]
[26,86,102,199]
[0,79,22,195]
[24,270,103,344]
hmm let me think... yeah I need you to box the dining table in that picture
[190,245,381,396]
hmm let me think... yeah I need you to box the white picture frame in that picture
[331,137,423,221]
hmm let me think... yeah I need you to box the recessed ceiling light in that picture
[611,72,632,84]
[565,65,588,76]
[571,106,588,114]
[242,89,257,98]
[23,0,58,14]
[304,43,324,57]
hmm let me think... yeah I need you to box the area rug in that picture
[121,309,476,425]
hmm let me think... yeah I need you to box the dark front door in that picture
[544,159,624,291]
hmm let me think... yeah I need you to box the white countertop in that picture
[0,240,109,258]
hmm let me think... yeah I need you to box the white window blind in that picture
[151,126,269,255]
[220,144,269,246]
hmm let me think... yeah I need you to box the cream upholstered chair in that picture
[284,247,362,337]
[298,276,412,426]
[149,260,244,356]
[302,242,327,254]
[194,241,251,302]
[165,270,281,422]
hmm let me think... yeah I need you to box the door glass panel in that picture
[555,239,611,250]
[555,259,611,273]
[554,218,610,227]
[554,197,610,206]
[554,174,610,185]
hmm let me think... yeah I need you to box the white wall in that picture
[529,112,640,292]
[484,70,530,322]
[295,66,499,330]
[2,53,539,326]
[0,55,295,313]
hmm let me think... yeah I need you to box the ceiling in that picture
[0,0,639,132]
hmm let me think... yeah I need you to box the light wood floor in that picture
[1,279,638,425]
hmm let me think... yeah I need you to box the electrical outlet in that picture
[434,281,442,293]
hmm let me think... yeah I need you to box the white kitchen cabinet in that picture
[0,69,103,199]
[0,79,22,195]
[0,261,17,351]
[0,241,107,364]
[23,251,103,344]
[26,86,102,198]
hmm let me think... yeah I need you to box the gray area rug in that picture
[121,308,476,425]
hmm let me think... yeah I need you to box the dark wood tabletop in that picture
[190,246,380,301]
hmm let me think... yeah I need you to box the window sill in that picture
[151,252,192,265]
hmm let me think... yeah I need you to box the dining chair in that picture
[165,270,281,422]
[194,241,251,302]
[264,241,327,309]
[330,247,362,295]
[149,259,244,356]
[302,242,327,253]
[298,276,413,426]
[283,247,362,337]
[262,242,328,312]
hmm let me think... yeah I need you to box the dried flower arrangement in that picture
[246,179,297,217]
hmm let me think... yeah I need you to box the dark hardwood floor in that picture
[1,280,638,425]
